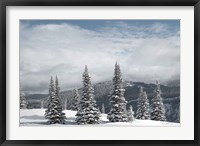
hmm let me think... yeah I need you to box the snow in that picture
[20,109,180,127]
[126,83,133,87]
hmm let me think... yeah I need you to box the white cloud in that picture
[148,22,169,33]
[20,21,180,93]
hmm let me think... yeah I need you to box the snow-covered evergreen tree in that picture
[64,98,67,110]
[20,92,28,109]
[76,66,100,124]
[136,87,150,120]
[150,81,166,121]
[127,105,135,122]
[98,107,101,114]
[45,76,55,121]
[101,103,105,114]
[45,76,66,124]
[71,88,80,111]
[41,100,44,109]
[54,76,66,120]
[107,63,128,122]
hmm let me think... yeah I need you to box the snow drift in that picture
[20,109,180,127]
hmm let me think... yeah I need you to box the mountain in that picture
[25,80,180,123]
[164,80,180,87]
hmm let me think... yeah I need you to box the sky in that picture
[20,20,180,94]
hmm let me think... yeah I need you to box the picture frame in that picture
[0,0,199,145]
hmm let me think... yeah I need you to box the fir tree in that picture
[41,100,44,109]
[127,105,135,122]
[45,76,55,122]
[45,76,66,124]
[98,107,101,114]
[55,76,66,121]
[64,98,67,110]
[136,87,150,120]
[107,63,128,122]
[76,66,100,124]
[20,92,28,109]
[101,103,105,114]
[150,81,166,121]
[71,88,80,111]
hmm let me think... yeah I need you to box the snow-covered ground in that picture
[20,109,180,127]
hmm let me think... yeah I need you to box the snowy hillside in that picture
[20,109,180,127]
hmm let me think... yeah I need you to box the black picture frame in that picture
[0,0,199,146]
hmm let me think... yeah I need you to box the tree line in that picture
[42,63,166,124]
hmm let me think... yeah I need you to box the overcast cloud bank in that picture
[20,20,180,93]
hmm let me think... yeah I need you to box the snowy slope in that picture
[20,109,180,127]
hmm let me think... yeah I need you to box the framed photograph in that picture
[0,0,199,145]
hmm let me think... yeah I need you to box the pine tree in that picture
[127,105,135,122]
[136,87,150,120]
[45,76,66,124]
[101,103,105,114]
[150,81,166,121]
[55,76,66,121]
[98,107,101,114]
[107,63,128,122]
[76,66,100,124]
[64,98,67,110]
[71,88,80,111]
[45,76,55,122]
[41,100,44,109]
[20,92,28,109]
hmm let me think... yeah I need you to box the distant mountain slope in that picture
[164,80,180,87]
[25,80,180,122]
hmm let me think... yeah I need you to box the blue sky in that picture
[21,19,179,29]
[20,20,180,93]
[21,20,179,38]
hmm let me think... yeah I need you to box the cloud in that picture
[148,22,169,33]
[20,21,180,93]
